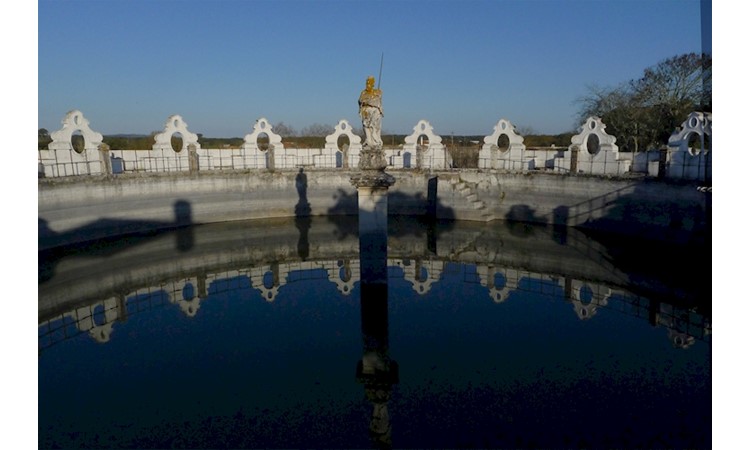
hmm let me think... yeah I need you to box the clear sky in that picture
[38,0,705,137]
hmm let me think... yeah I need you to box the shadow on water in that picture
[502,178,710,313]
[325,185,457,245]
[38,200,194,283]
[294,168,312,260]
[572,180,709,310]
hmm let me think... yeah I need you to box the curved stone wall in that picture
[38,169,709,250]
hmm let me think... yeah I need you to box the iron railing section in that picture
[40,145,710,181]
[38,288,171,354]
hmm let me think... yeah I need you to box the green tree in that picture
[577,53,711,152]
[103,136,129,150]
[38,128,52,150]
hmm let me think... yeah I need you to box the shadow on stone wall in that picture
[504,205,548,238]
[325,188,457,243]
[39,200,195,283]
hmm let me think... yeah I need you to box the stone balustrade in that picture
[38,110,711,182]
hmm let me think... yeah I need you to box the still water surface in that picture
[38,217,710,448]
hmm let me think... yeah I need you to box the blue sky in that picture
[38,0,706,137]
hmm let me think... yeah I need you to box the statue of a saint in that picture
[359,76,383,149]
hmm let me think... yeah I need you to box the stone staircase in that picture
[449,177,493,221]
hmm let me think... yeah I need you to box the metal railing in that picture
[38,143,711,183]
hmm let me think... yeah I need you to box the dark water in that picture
[38,218,711,449]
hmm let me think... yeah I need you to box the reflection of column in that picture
[116,294,128,323]
[354,183,392,286]
[352,169,397,449]
[295,215,311,261]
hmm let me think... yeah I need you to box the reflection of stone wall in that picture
[39,217,710,353]
[39,258,710,351]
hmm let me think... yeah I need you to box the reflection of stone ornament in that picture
[89,323,115,343]
[668,330,696,349]
[176,298,201,317]
[168,278,204,317]
[393,259,442,295]
[250,266,282,302]
[68,298,120,343]
[328,260,360,295]
[477,267,518,303]
[569,280,617,320]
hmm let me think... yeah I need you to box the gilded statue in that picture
[358,76,383,149]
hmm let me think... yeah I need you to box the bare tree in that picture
[273,122,296,137]
[515,125,536,136]
[300,123,333,137]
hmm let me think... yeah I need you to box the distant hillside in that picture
[39,130,576,151]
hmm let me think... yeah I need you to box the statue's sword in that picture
[377,52,384,90]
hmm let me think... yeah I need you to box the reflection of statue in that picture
[357,283,398,449]
[359,76,383,149]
